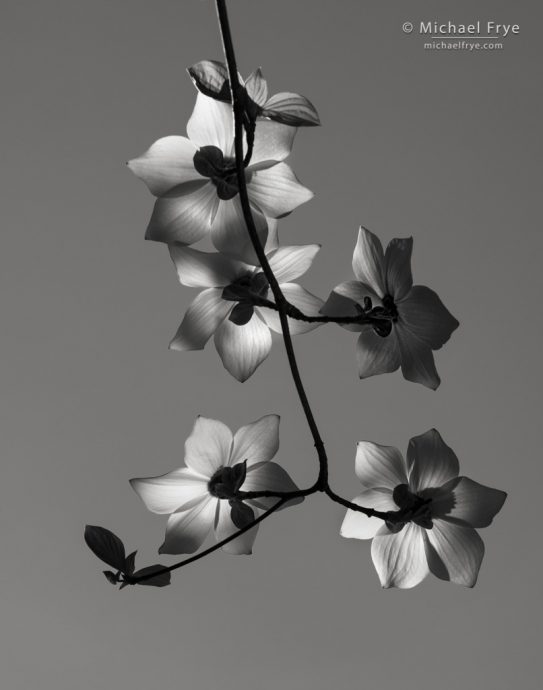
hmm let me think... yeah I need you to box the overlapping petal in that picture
[249,119,296,166]
[356,326,401,379]
[184,416,233,477]
[169,288,231,351]
[130,468,208,515]
[425,520,484,587]
[259,284,323,335]
[384,237,413,300]
[396,324,441,390]
[267,244,320,283]
[371,524,429,589]
[352,227,385,297]
[355,441,408,489]
[214,312,272,382]
[431,477,507,528]
[246,163,313,218]
[169,246,246,288]
[211,197,269,264]
[230,414,280,467]
[340,490,397,540]
[398,286,459,350]
[159,498,217,554]
[214,500,259,555]
[187,93,234,154]
[128,136,200,196]
[407,428,459,492]
[242,461,303,511]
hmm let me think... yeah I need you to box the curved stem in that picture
[216,0,328,486]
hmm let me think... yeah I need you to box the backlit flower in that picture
[130,415,302,555]
[168,241,322,381]
[340,429,506,588]
[322,227,459,389]
[128,92,313,262]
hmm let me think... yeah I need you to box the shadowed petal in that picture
[243,461,303,511]
[128,136,200,196]
[355,441,408,489]
[246,163,313,218]
[352,227,385,297]
[407,428,459,492]
[396,324,441,390]
[340,489,397,540]
[159,497,216,554]
[371,523,429,588]
[425,520,484,587]
[432,477,507,528]
[211,197,268,265]
[184,416,233,477]
[187,93,234,154]
[146,182,218,244]
[264,218,279,251]
[320,287,365,333]
[356,326,401,379]
[249,120,296,166]
[245,68,269,107]
[267,245,320,283]
[214,500,259,555]
[169,246,247,288]
[259,284,323,335]
[398,286,459,350]
[169,288,231,351]
[214,312,272,382]
[130,469,208,514]
[230,414,280,467]
[384,237,413,301]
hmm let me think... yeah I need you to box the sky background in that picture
[2,0,542,688]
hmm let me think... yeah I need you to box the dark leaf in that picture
[187,60,231,102]
[133,565,171,588]
[124,550,137,575]
[103,570,119,585]
[85,525,126,571]
[229,500,255,530]
[231,460,248,492]
[245,68,268,107]
[263,92,320,126]
[229,302,254,326]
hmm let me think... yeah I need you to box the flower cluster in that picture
[85,12,506,594]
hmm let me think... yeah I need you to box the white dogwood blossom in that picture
[128,92,313,262]
[168,242,322,381]
[340,429,506,588]
[130,415,302,555]
[322,227,459,389]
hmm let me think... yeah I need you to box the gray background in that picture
[2,0,541,688]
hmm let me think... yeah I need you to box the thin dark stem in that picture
[131,499,287,583]
[216,0,328,487]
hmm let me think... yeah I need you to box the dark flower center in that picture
[386,483,433,532]
[208,461,247,499]
[193,145,240,200]
[222,272,270,325]
[364,294,398,338]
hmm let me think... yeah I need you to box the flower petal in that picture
[264,218,279,251]
[169,246,247,288]
[433,477,507,528]
[259,284,323,335]
[398,286,459,350]
[169,288,231,351]
[356,325,401,379]
[214,499,259,555]
[395,324,441,390]
[159,497,216,554]
[355,441,408,489]
[187,93,234,154]
[145,182,217,244]
[130,468,208,514]
[242,461,303,511]
[230,414,280,467]
[211,197,268,265]
[214,312,272,382]
[184,416,233,478]
[320,286,365,333]
[407,428,459,492]
[267,245,320,282]
[425,520,484,587]
[352,227,385,297]
[340,489,397,540]
[128,136,200,196]
[249,120,296,166]
[246,162,313,218]
[371,523,429,589]
[384,237,413,301]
